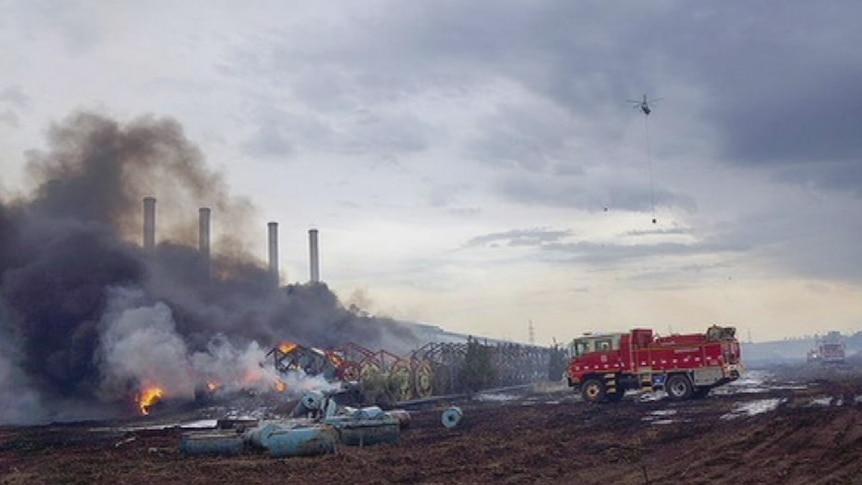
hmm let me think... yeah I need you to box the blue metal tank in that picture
[262,425,339,458]
[179,430,244,456]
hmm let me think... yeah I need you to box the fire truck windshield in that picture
[572,341,590,356]
[571,337,614,356]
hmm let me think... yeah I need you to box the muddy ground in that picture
[3,365,862,485]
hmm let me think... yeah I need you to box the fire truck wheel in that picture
[581,379,606,403]
[666,374,693,400]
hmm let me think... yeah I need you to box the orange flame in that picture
[327,350,344,367]
[138,387,164,415]
[279,342,299,354]
[207,382,220,392]
[274,380,287,392]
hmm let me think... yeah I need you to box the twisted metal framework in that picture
[269,340,555,402]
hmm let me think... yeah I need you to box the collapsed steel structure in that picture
[267,340,555,403]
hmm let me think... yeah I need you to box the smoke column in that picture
[0,111,417,424]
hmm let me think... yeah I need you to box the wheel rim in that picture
[585,383,601,399]
[669,378,687,397]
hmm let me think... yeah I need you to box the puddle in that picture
[721,398,785,419]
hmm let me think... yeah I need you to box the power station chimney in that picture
[143,196,156,253]
[199,207,211,278]
[309,228,320,283]
[267,222,279,286]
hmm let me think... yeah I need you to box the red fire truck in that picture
[806,331,846,365]
[566,325,743,403]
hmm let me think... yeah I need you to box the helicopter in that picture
[626,93,663,224]
[627,94,661,116]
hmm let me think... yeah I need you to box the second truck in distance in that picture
[566,325,743,403]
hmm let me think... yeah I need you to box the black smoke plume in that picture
[0,112,418,424]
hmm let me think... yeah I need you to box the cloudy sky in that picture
[2,1,861,344]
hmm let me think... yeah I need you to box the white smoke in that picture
[97,286,196,401]
[97,286,340,409]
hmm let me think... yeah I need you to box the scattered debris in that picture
[114,435,137,448]
[180,391,409,457]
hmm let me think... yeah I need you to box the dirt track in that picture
[3,367,862,485]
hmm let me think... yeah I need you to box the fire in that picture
[274,379,287,392]
[327,351,345,368]
[207,381,220,392]
[279,342,298,354]
[138,387,165,415]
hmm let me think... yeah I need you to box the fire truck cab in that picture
[566,325,743,403]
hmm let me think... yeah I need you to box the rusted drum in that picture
[413,360,434,399]
[389,360,414,402]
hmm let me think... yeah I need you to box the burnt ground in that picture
[4,365,862,485]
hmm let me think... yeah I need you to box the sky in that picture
[2,1,861,345]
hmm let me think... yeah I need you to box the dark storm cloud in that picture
[711,204,862,284]
[645,4,862,171]
[467,103,576,173]
[232,2,861,198]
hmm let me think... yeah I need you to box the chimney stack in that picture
[309,228,320,283]
[267,222,279,286]
[143,197,156,253]
[199,207,211,278]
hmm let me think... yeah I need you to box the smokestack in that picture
[267,222,279,286]
[309,228,320,283]
[199,207,211,278]
[143,197,156,253]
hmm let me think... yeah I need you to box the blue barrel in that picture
[180,431,244,456]
[355,406,386,420]
[328,416,401,447]
[245,422,285,449]
[441,406,463,428]
[263,425,338,458]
